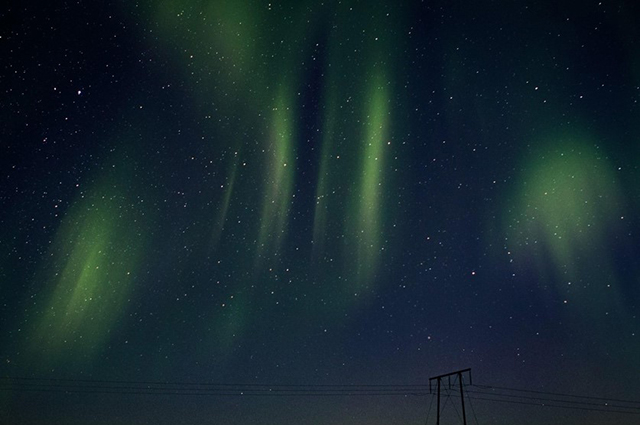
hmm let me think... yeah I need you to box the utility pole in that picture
[429,368,472,425]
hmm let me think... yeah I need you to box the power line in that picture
[465,388,640,412]
[0,376,430,390]
[1,382,430,394]
[3,375,640,417]
[0,385,429,397]
[474,384,640,406]
[463,395,640,415]
[447,381,640,414]
[0,376,431,397]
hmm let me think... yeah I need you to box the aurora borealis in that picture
[2,0,640,424]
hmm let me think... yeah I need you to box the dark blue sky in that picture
[2,0,640,423]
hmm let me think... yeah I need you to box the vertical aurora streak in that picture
[256,86,296,262]
[351,69,390,284]
[211,153,239,247]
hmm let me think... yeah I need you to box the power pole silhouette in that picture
[429,368,472,425]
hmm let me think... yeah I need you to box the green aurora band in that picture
[23,0,409,360]
[350,69,390,286]
[503,135,628,314]
[257,85,296,262]
[140,0,404,276]
[26,175,150,369]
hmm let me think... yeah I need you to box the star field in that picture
[1,1,640,424]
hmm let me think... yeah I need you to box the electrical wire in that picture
[0,376,431,397]
[0,386,430,397]
[463,394,640,415]
[429,378,640,418]
[0,376,430,389]
[474,384,640,406]
[3,375,640,418]
[465,388,640,412]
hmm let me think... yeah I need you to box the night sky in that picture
[2,0,640,424]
